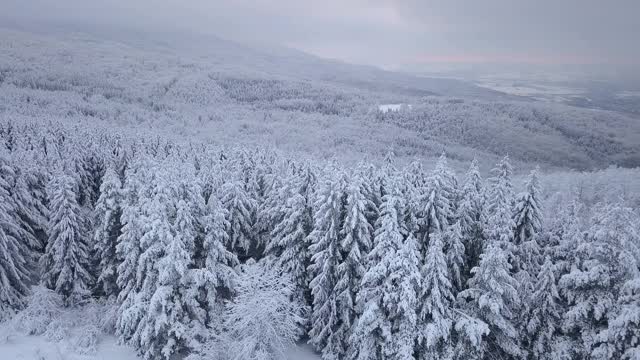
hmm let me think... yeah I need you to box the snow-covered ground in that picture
[288,343,323,360]
[0,333,137,360]
[0,325,320,360]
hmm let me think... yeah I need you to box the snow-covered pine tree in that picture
[456,158,486,277]
[359,163,382,213]
[450,312,489,360]
[560,203,640,358]
[356,163,380,234]
[257,172,288,255]
[9,157,48,255]
[93,166,123,297]
[604,277,640,360]
[404,160,427,229]
[261,163,315,258]
[538,197,583,356]
[0,121,17,151]
[443,221,465,294]
[124,171,176,358]
[405,160,427,198]
[143,198,199,359]
[526,256,561,360]
[307,172,346,359]
[261,169,296,254]
[111,137,129,181]
[458,242,522,359]
[220,179,256,259]
[249,157,276,252]
[350,181,421,360]
[512,167,543,274]
[115,159,149,341]
[485,156,516,259]
[377,152,397,199]
[267,192,312,304]
[389,232,422,359]
[417,159,452,257]
[334,176,374,356]
[548,200,583,277]
[297,164,318,227]
[511,168,544,353]
[193,193,237,328]
[418,231,454,359]
[434,153,459,223]
[0,151,32,319]
[175,175,207,271]
[82,147,106,207]
[603,213,640,360]
[67,144,95,209]
[41,173,93,305]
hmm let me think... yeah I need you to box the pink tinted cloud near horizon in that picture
[407,53,635,66]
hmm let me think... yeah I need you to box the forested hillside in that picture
[1,27,640,170]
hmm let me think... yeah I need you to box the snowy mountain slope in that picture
[1,24,639,170]
[0,19,507,99]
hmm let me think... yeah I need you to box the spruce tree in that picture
[444,221,466,294]
[485,156,516,258]
[404,160,427,229]
[434,153,459,223]
[125,174,175,358]
[0,152,31,318]
[512,168,544,353]
[527,257,561,360]
[220,180,256,259]
[93,166,123,297]
[350,183,421,360]
[115,160,149,341]
[560,203,640,358]
[196,194,237,327]
[604,277,640,360]
[512,167,543,274]
[417,161,451,257]
[334,176,374,356]
[458,242,522,359]
[456,158,486,277]
[10,163,48,254]
[257,172,289,254]
[41,173,93,305]
[549,200,583,278]
[308,173,346,358]
[418,231,454,358]
[267,192,311,302]
[144,199,198,359]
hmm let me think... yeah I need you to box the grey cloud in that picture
[392,0,640,62]
[2,0,639,68]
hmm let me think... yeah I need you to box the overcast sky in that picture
[4,0,640,70]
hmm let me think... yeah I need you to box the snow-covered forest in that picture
[2,28,640,171]
[0,115,639,360]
